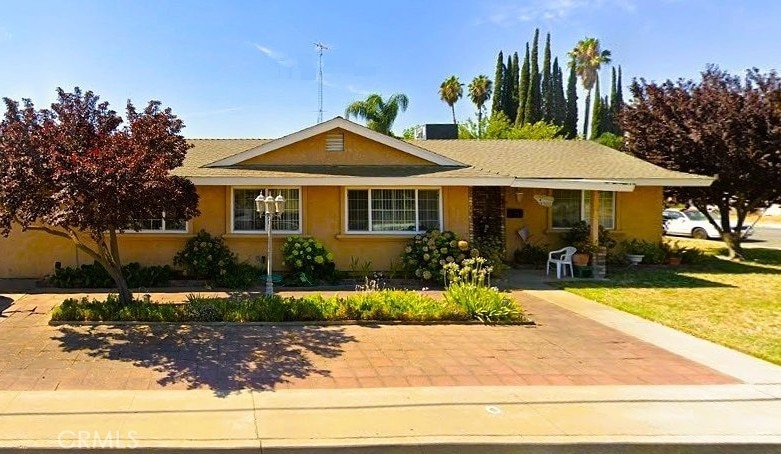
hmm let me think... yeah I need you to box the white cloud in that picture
[484,0,635,25]
[251,43,295,67]
[345,84,372,96]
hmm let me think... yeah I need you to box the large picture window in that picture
[232,188,300,232]
[346,188,441,233]
[551,189,615,229]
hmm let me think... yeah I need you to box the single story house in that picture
[0,117,713,278]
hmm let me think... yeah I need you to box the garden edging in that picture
[48,319,536,327]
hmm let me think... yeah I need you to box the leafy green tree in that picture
[490,51,505,116]
[402,125,421,140]
[468,75,493,139]
[439,76,463,124]
[345,93,409,136]
[568,37,612,138]
[621,66,781,259]
[564,63,579,139]
[594,132,623,150]
[524,29,541,124]
[541,32,553,123]
[516,44,530,125]
[459,112,560,140]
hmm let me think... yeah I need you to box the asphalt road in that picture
[664,225,781,250]
[745,226,781,250]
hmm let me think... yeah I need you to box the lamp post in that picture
[255,192,286,295]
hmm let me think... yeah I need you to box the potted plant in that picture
[623,239,647,265]
[561,221,615,267]
[664,241,685,266]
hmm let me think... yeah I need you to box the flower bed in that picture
[50,288,529,324]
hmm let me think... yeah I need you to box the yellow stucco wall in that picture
[240,129,434,166]
[0,184,472,278]
[503,186,664,259]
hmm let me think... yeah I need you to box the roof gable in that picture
[206,117,465,167]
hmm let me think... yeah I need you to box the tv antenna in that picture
[315,42,329,123]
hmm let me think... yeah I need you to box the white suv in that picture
[662,209,754,240]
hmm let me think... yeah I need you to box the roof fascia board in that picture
[189,176,514,186]
[205,117,465,167]
[511,179,636,192]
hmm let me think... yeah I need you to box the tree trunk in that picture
[451,105,457,125]
[102,262,133,305]
[477,109,483,139]
[722,231,745,260]
[582,90,591,139]
[106,230,133,305]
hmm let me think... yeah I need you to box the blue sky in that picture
[0,0,777,138]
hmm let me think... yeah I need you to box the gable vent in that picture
[326,133,344,152]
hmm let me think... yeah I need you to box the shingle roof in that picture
[407,139,711,182]
[176,137,711,185]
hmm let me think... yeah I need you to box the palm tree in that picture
[344,93,409,136]
[568,37,611,138]
[439,75,463,124]
[468,75,493,139]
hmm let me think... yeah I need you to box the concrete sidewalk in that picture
[0,385,778,452]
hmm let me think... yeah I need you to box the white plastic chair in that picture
[546,246,577,279]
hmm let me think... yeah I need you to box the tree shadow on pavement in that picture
[51,324,357,396]
[0,296,11,317]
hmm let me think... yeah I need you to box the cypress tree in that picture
[590,77,602,140]
[491,51,505,117]
[552,57,566,127]
[616,66,624,107]
[541,32,553,123]
[600,95,612,136]
[608,67,619,134]
[510,52,520,120]
[503,54,519,123]
[524,28,541,124]
[516,44,530,125]
[564,62,578,139]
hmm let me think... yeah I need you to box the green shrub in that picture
[473,235,508,274]
[52,287,527,324]
[173,230,265,289]
[281,236,336,285]
[173,230,236,280]
[401,229,469,281]
[441,257,520,323]
[514,243,549,268]
[48,261,172,288]
[561,221,616,254]
[621,239,667,264]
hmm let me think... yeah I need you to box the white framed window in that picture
[232,187,301,233]
[346,188,442,233]
[133,212,188,233]
[551,189,615,229]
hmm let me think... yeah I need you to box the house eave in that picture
[188,176,515,186]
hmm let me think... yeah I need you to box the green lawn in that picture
[559,239,781,365]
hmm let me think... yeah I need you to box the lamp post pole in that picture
[265,209,273,295]
[256,192,286,296]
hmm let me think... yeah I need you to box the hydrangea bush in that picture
[281,236,336,285]
[400,229,471,281]
[173,230,236,280]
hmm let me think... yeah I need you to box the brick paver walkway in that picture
[0,291,738,391]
